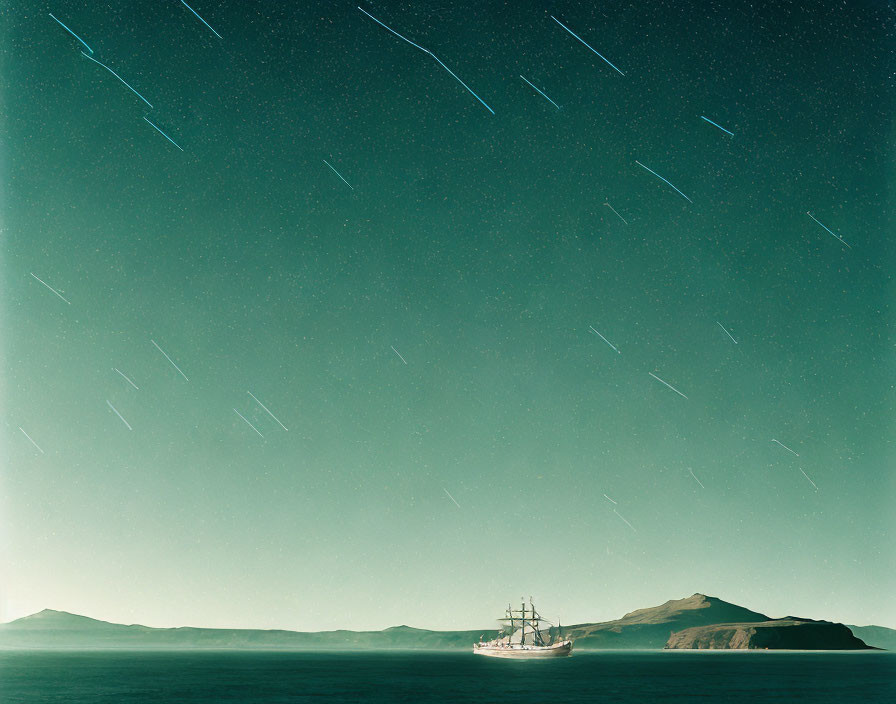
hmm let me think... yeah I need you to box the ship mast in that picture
[530,597,545,646]
[499,598,554,647]
[475,599,572,656]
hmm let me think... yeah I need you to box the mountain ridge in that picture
[2,595,891,650]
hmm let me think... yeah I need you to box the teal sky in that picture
[1,0,893,632]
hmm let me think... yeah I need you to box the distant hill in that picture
[563,594,770,649]
[846,625,896,651]
[0,610,498,650]
[665,618,873,650]
[0,596,887,651]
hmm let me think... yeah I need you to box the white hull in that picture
[473,641,573,658]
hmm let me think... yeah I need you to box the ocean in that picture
[1,651,894,703]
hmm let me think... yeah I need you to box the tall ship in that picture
[473,599,573,658]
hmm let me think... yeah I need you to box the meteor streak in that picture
[635,160,692,203]
[30,273,71,304]
[150,340,189,381]
[143,116,184,152]
[19,427,44,454]
[323,159,354,190]
[589,326,620,354]
[233,409,264,438]
[799,468,819,492]
[391,345,408,365]
[604,202,628,224]
[648,372,688,399]
[771,438,799,456]
[550,15,625,76]
[106,400,133,430]
[807,211,851,249]
[689,468,705,489]
[700,115,734,136]
[716,322,738,344]
[443,488,461,508]
[519,75,561,110]
[613,508,636,532]
[180,0,223,39]
[358,6,495,115]
[81,51,153,109]
[49,12,93,54]
[248,391,288,431]
[113,368,139,390]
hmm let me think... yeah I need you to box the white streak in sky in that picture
[799,468,819,492]
[150,340,189,381]
[30,273,71,304]
[589,326,621,354]
[648,372,688,399]
[391,345,408,365]
[550,15,625,76]
[357,6,496,115]
[180,0,223,39]
[634,160,692,203]
[19,427,44,454]
[807,212,851,249]
[716,322,738,344]
[604,202,628,225]
[48,12,93,54]
[113,368,139,390]
[613,508,636,532]
[143,116,184,152]
[323,159,354,190]
[248,391,288,431]
[106,400,133,430]
[771,438,799,457]
[519,74,561,110]
[603,494,617,505]
[699,115,734,137]
[233,409,265,438]
[443,488,461,508]
[688,468,705,489]
[80,51,153,109]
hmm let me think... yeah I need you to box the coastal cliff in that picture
[665,618,874,650]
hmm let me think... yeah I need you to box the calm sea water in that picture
[1,651,894,703]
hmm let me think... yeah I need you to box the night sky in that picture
[1,0,893,632]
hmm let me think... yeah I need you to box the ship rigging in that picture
[473,598,573,658]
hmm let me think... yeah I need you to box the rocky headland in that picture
[664,617,875,650]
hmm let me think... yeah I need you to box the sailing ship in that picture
[473,598,573,658]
